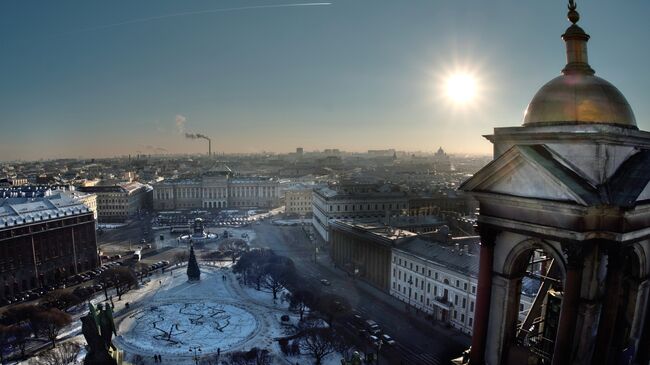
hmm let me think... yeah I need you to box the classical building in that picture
[152,170,280,210]
[0,194,98,299]
[78,182,151,223]
[329,220,401,291]
[312,183,409,242]
[390,237,480,335]
[0,186,98,221]
[460,4,650,364]
[432,147,451,172]
[390,236,535,336]
[284,184,314,216]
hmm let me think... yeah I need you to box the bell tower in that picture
[460,2,650,364]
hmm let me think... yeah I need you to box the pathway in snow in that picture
[112,265,294,364]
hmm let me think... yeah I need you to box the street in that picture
[249,221,470,365]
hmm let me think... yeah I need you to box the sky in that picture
[1,0,649,161]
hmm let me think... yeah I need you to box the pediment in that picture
[460,145,598,205]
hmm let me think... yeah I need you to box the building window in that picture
[462,298,466,308]
[428,270,431,277]
[472,286,476,294]
[435,272,439,280]
[392,282,396,289]
[456,280,460,287]
[469,318,473,327]
[455,295,458,305]
[427,283,431,293]
[464,283,468,291]
[460,314,465,323]
[470,301,474,312]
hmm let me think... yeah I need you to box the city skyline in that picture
[1,0,649,161]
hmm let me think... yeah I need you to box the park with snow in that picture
[106,259,353,365]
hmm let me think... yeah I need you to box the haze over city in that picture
[2,1,650,365]
[2,0,649,161]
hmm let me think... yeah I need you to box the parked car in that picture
[381,334,396,346]
[320,279,331,286]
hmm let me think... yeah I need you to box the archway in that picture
[502,240,567,365]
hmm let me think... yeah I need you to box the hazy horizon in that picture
[2,0,649,161]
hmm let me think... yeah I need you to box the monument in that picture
[81,303,118,365]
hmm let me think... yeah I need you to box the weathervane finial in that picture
[567,0,579,24]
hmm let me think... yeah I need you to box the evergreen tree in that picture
[187,245,201,281]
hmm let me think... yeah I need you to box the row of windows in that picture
[328,202,406,212]
[392,276,474,310]
[394,256,476,293]
[391,285,474,327]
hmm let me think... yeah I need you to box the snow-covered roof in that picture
[0,193,92,229]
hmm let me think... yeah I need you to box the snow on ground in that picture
[112,265,300,364]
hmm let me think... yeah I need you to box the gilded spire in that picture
[561,0,594,75]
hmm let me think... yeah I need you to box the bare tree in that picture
[41,290,81,309]
[10,324,32,358]
[298,328,340,365]
[228,348,271,365]
[32,341,81,365]
[33,308,72,347]
[289,289,316,321]
[260,263,291,300]
[98,267,137,300]
[316,294,351,326]
[174,251,188,264]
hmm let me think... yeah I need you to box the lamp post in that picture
[189,346,201,365]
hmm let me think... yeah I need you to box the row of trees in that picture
[0,304,72,360]
[233,249,297,300]
[234,249,354,365]
[0,266,137,362]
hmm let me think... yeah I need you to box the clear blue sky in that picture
[1,0,649,160]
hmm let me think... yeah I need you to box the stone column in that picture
[552,243,584,365]
[470,225,498,365]
[593,247,625,365]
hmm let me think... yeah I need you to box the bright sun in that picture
[445,73,477,103]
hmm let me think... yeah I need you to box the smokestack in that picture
[185,133,212,156]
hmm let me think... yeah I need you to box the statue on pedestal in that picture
[82,303,118,365]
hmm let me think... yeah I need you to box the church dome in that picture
[523,73,636,127]
[522,3,637,128]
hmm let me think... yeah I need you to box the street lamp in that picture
[189,346,202,365]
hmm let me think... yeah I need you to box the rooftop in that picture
[0,193,92,229]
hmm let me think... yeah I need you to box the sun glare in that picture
[445,73,477,103]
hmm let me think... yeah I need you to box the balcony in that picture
[432,296,453,309]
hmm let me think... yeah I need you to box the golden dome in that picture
[522,2,637,128]
[523,73,636,127]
